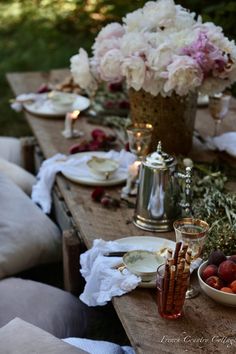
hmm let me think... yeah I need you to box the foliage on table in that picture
[192,168,236,258]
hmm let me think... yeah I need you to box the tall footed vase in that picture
[128,89,198,155]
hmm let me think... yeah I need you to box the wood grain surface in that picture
[7,70,236,354]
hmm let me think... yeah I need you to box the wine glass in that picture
[122,123,153,196]
[126,123,153,161]
[173,218,209,299]
[208,93,231,136]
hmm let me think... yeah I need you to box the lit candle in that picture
[62,110,81,138]
[122,160,141,196]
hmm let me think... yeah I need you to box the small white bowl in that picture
[87,156,119,180]
[123,250,164,282]
[198,260,236,307]
[49,91,77,113]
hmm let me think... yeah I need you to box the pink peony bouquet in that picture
[70,0,236,97]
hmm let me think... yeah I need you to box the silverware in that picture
[104,247,168,258]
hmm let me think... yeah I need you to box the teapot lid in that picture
[145,141,175,168]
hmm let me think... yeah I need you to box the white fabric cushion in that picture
[0,172,61,278]
[0,157,36,195]
[0,318,88,354]
[0,137,22,165]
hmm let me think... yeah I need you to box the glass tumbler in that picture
[156,263,190,320]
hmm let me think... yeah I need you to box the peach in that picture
[229,280,236,293]
[218,260,236,283]
[201,264,218,281]
[205,276,224,290]
[220,287,233,294]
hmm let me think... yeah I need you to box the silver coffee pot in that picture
[133,142,192,232]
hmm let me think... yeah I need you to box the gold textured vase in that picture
[128,88,198,155]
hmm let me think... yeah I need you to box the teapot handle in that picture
[175,167,192,216]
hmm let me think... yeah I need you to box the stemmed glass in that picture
[126,123,153,161]
[122,123,153,196]
[209,93,231,136]
[173,218,209,299]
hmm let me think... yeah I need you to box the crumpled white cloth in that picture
[31,150,136,214]
[79,239,143,307]
[11,93,42,112]
[79,239,202,307]
[63,337,135,354]
[205,132,236,157]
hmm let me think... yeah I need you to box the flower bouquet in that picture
[70,0,236,154]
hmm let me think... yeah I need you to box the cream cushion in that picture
[0,318,88,354]
[0,137,22,165]
[0,278,89,339]
[0,157,36,195]
[0,172,61,278]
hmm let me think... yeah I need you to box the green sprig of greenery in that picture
[191,167,236,258]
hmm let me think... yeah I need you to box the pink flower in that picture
[95,23,125,42]
[182,32,227,77]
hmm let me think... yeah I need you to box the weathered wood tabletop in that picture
[7,69,236,354]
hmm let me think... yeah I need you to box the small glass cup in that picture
[156,264,189,319]
[209,93,231,136]
[126,123,153,160]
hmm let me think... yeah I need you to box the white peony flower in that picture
[100,49,123,82]
[142,0,176,31]
[121,56,146,91]
[95,22,125,42]
[123,9,144,33]
[164,55,203,96]
[120,32,149,57]
[70,48,97,93]
[146,44,173,72]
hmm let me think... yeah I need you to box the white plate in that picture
[116,236,175,251]
[116,236,176,288]
[24,93,90,118]
[62,151,127,186]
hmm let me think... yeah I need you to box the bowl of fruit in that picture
[198,251,236,307]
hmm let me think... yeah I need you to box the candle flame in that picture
[71,110,80,119]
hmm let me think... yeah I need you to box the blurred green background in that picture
[1,0,236,136]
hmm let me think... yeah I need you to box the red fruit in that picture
[205,276,224,290]
[91,129,107,142]
[69,142,90,154]
[87,140,103,151]
[201,265,218,281]
[220,287,233,294]
[218,260,236,283]
[228,255,236,264]
[91,187,105,202]
[100,196,111,207]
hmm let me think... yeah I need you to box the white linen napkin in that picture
[79,239,143,307]
[11,93,43,112]
[204,132,236,157]
[31,150,136,213]
[63,337,135,354]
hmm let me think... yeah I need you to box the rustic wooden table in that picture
[7,69,236,354]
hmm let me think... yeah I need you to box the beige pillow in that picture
[0,137,22,165]
[0,172,61,278]
[0,318,88,354]
[0,157,36,195]
[0,278,90,339]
